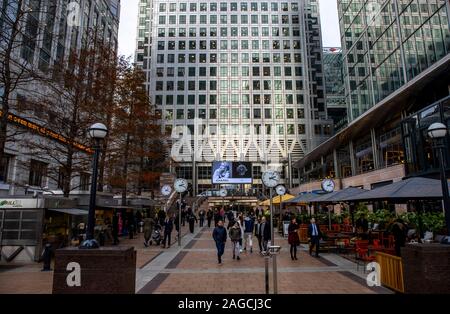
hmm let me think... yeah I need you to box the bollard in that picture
[42,243,52,271]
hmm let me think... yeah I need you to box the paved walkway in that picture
[136,226,392,294]
[0,223,392,294]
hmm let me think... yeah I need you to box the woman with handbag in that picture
[288,217,300,260]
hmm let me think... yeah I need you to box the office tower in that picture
[135,0,328,193]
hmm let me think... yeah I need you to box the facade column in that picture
[349,141,356,176]
[333,149,340,179]
[371,128,380,170]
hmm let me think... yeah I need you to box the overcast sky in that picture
[118,0,341,59]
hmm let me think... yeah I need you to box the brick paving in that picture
[0,223,391,294]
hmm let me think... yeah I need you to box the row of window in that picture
[158,2,299,13]
[155,53,303,64]
[157,39,302,50]
[157,26,300,37]
[156,65,303,77]
[0,157,90,190]
[170,123,304,135]
[155,80,304,92]
[157,14,299,25]
[160,108,305,120]
[154,94,304,105]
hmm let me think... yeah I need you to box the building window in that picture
[29,160,47,187]
[80,173,90,191]
[0,154,11,183]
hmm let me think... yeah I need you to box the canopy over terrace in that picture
[342,177,450,202]
[282,193,319,205]
[259,194,295,206]
[309,187,370,203]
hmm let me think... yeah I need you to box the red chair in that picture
[355,240,376,272]
[332,224,341,232]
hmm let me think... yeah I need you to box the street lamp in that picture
[427,122,450,236]
[80,123,108,249]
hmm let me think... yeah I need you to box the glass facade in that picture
[338,0,450,122]
[136,0,330,190]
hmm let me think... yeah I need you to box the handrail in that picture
[376,251,405,293]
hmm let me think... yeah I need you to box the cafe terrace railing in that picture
[376,251,405,293]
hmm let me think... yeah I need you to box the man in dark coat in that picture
[212,220,227,264]
[261,216,271,251]
[187,210,197,233]
[308,218,322,257]
[162,215,174,248]
[112,212,119,245]
[207,209,214,227]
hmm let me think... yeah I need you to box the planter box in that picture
[52,246,136,294]
[402,243,450,294]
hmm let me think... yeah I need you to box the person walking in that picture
[162,215,174,248]
[212,220,227,264]
[288,217,300,260]
[143,215,155,247]
[214,209,221,226]
[199,209,206,227]
[308,218,322,257]
[262,216,271,252]
[243,214,255,253]
[127,211,135,240]
[207,209,214,228]
[238,214,244,252]
[229,221,242,260]
[187,210,198,233]
[254,216,263,252]
[112,212,119,245]
[391,218,407,257]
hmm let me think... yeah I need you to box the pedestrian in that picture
[308,218,322,257]
[254,216,263,252]
[288,217,300,260]
[199,209,206,227]
[174,212,180,241]
[238,214,244,252]
[229,221,242,260]
[391,218,407,257]
[127,211,135,239]
[214,209,221,226]
[243,214,254,253]
[212,220,227,264]
[112,212,119,245]
[181,208,187,226]
[143,215,155,247]
[262,216,271,251]
[227,211,235,229]
[187,210,197,233]
[162,215,174,248]
[207,209,213,227]
[158,209,166,227]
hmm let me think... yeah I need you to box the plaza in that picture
[0,223,390,294]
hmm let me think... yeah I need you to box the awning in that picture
[47,208,88,216]
[282,193,319,205]
[259,194,295,206]
[309,187,370,203]
[342,177,450,202]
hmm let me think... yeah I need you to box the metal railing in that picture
[376,251,405,293]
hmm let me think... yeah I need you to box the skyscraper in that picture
[293,0,450,193]
[135,0,329,193]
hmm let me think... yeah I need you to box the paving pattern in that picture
[0,223,391,294]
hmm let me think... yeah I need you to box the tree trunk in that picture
[121,133,130,206]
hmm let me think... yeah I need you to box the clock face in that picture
[275,185,286,196]
[322,179,335,193]
[219,188,227,197]
[262,171,280,188]
[174,178,188,193]
[161,184,172,196]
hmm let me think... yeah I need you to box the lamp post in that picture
[80,123,108,249]
[427,122,450,236]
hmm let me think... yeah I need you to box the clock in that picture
[262,171,280,188]
[321,179,335,193]
[161,184,172,196]
[275,185,286,196]
[219,188,227,197]
[174,178,188,193]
